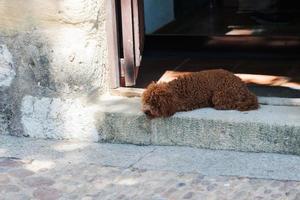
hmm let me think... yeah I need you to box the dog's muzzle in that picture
[144,110,151,116]
[142,104,155,119]
[143,110,155,119]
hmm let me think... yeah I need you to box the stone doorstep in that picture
[97,95,300,156]
[9,92,300,156]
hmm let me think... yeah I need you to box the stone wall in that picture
[0,0,109,140]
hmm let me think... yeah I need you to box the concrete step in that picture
[97,95,300,156]
[2,135,300,181]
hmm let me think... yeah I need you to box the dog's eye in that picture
[144,110,151,116]
[144,110,155,119]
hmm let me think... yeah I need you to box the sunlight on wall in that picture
[21,96,100,141]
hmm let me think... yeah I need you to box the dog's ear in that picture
[152,85,176,117]
[142,82,157,104]
[142,83,177,118]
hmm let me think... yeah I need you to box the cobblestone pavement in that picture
[1,157,300,200]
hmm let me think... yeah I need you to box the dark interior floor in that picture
[155,6,300,36]
[135,56,300,98]
[137,3,300,98]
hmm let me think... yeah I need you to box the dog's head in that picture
[142,82,176,119]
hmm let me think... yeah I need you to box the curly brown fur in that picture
[142,69,259,119]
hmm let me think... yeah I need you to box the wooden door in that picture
[120,0,145,86]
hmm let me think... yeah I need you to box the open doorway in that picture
[118,0,300,98]
[151,0,300,36]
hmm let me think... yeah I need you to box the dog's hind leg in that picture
[212,88,259,111]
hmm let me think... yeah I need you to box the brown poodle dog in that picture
[142,69,259,119]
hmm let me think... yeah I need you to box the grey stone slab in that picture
[174,104,299,126]
[97,112,152,145]
[150,110,300,154]
[96,95,152,144]
[96,95,300,155]
[133,146,300,181]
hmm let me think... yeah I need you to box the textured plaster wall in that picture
[0,0,109,139]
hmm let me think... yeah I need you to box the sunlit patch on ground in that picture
[116,178,139,186]
[235,74,300,90]
[52,142,90,152]
[226,28,265,36]
[0,148,7,154]
[25,160,56,172]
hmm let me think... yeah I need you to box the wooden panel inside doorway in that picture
[120,0,145,87]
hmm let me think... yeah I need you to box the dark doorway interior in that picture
[136,53,300,98]
[156,0,300,36]
[133,0,300,98]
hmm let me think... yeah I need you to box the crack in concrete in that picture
[127,147,157,169]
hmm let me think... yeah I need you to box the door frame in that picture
[107,0,300,89]
[106,0,145,88]
[120,0,145,86]
[107,0,145,88]
[107,0,121,89]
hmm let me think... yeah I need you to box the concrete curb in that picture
[2,135,300,181]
